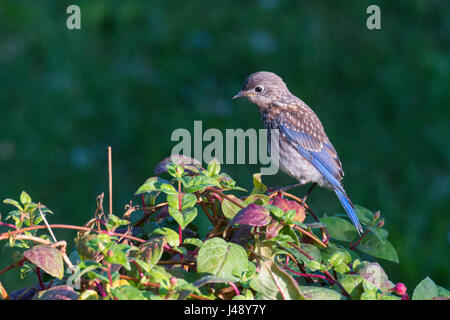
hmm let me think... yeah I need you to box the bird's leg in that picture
[301,183,317,204]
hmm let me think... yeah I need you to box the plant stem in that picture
[95,281,107,298]
[227,282,240,296]
[108,146,113,216]
[283,266,328,281]
[207,188,244,209]
[0,224,146,243]
[292,225,327,248]
[0,222,17,229]
[350,228,370,250]
[35,267,45,290]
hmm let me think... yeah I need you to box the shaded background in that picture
[0,0,449,292]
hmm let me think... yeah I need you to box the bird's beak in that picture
[232,91,245,100]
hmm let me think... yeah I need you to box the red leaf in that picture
[230,203,271,226]
[23,245,64,279]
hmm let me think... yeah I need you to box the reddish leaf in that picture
[266,221,283,240]
[23,245,64,279]
[269,197,306,222]
[32,285,79,300]
[230,203,271,226]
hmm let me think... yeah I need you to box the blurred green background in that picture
[0,0,449,292]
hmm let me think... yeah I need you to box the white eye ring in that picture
[255,85,264,93]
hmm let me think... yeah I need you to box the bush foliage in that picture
[0,157,448,300]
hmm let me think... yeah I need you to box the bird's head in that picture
[232,71,288,106]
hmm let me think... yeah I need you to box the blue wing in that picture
[275,117,364,235]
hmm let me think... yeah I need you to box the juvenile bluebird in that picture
[233,71,363,235]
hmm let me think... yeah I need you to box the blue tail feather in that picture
[334,188,363,235]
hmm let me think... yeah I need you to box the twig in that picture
[0,222,16,230]
[108,146,113,216]
[292,225,327,248]
[35,267,45,290]
[37,203,57,243]
[206,188,244,209]
[350,228,370,250]
[0,257,26,276]
[199,201,215,224]
[133,202,167,227]
[287,241,350,298]
[0,224,146,243]
[227,282,240,296]
[283,266,329,281]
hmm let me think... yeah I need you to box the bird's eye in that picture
[255,86,264,93]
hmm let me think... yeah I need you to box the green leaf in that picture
[437,286,450,298]
[276,226,299,246]
[206,159,221,176]
[357,234,399,263]
[221,195,246,219]
[3,198,23,211]
[339,274,365,299]
[354,205,374,226]
[320,216,358,242]
[152,227,180,247]
[23,245,64,279]
[105,244,137,270]
[166,194,179,209]
[134,177,170,195]
[197,237,248,280]
[160,183,178,195]
[298,286,344,300]
[181,193,197,210]
[20,191,32,205]
[184,175,221,193]
[167,193,197,211]
[263,204,284,219]
[183,238,203,247]
[305,260,322,272]
[140,236,167,268]
[166,163,184,178]
[251,173,267,195]
[368,227,388,242]
[105,214,129,230]
[243,194,270,206]
[111,285,147,300]
[412,277,438,300]
[168,207,198,229]
[250,258,305,300]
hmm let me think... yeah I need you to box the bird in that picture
[232,71,363,235]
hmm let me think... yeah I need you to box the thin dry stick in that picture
[0,224,146,243]
[293,225,327,248]
[108,146,113,216]
[37,203,57,243]
[207,188,244,209]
